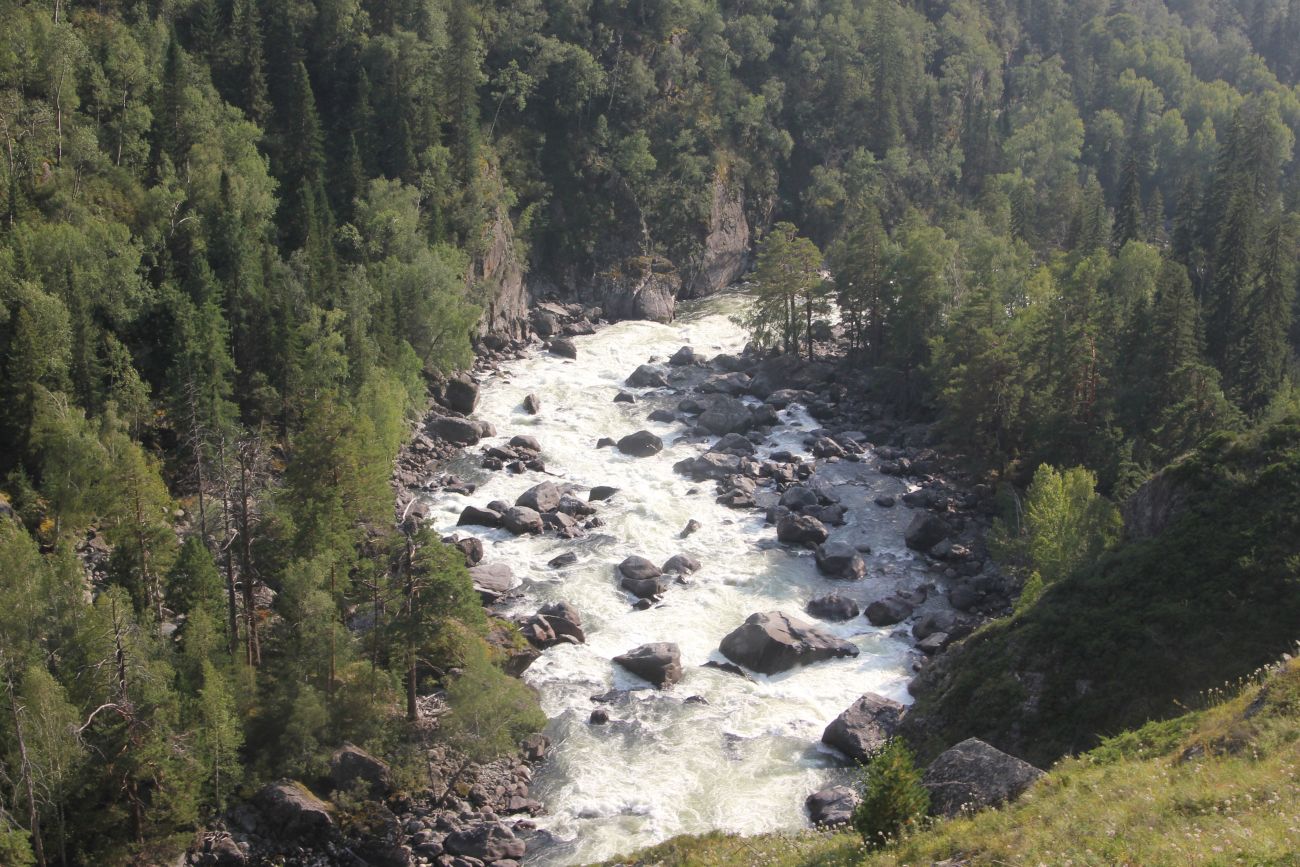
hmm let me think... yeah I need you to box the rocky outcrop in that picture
[444,821,526,861]
[719,611,859,675]
[922,738,1045,817]
[253,781,334,840]
[614,643,683,688]
[683,170,749,298]
[905,512,952,552]
[1122,463,1191,541]
[474,206,530,340]
[329,744,392,797]
[599,256,679,323]
[821,694,905,764]
[805,786,859,828]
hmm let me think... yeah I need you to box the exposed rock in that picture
[601,256,679,323]
[589,485,619,502]
[806,593,859,622]
[779,486,820,511]
[452,536,484,566]
[329,744,392,797]
[617,430,664,457]
[777,514,830,546]
[805,786,860,828]
[865,597,915,627]
[875,495,897,508]
[509,434,542,452]
[626,364,670,388]
[815,542,867,580]
[443,373,480,414]
[186,831,248,866]
[469,563,515,603]
[523,393,541,415]
[443,822,526,861]
[912,610,961,641]
[618,556,663,582]
[254,781,334,840]
[614,643,683,688]
[700,372,752,396]
[474,208,529,339]
[539,601,582,627]
[662,554,701,575]
[548,337,578,359]
[548,551,578,569]
[684,172,750,297]
[905,512,952,552]
[922,738,1045,818]
[812,437,846,458]
[917,632,951,654]
[521,733,550,762]
[711,433,757,455]
[719,611,859,675]
[516,481,561,514]
[698,396,754,435]
[648,408,677,423]
[669,345,699,366]
[502,507,544,535]
[458,506,502,528]
[821,694,905,763]
[427,415,487,446]
[613,391,636,404]
[1122,465,1191,541]
[558,493,597,517]
[674,452,741,481]
[680,519,702,538]
[590,708,610,725]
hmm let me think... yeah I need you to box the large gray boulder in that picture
[548,337,578,359]
[617,430,664,457]
[443,373,479,414]
[866,596,915,626]
[698,396,754,435]
[626,364,670,388]
[815,542,867,579]
[427,415,486,446]
[614,643,683,688]
[458,505,502,528]
[254,781,334,840]
[618,556,663,582]
[469,563,515,603]
[777,514,830,546]
[602,256,678,323]
[684,172,750,297]
[516,481,561,513]
[444,822,526,861]
[719,611,859,675]
[502,506,544,535]
[821,693,905,764]
[805,593,859,622]
[329,744,392,797]
[905,513,952,551]
[805,786,860,828]
[922,738,1045,817]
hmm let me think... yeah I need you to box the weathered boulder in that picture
[618,556,663,582]
[622,575,669,599]
[698,396,754,435]
[329,744,392,797]
[669,345,699,366]
[626,364,670,388]
[617,430,664,457]
[662,554,701,575]
[812,437,846,458]
[451,536,484,566]
[502,506,544,535]
[779,486,820,511]
[805,786,860,828]
[254,781,334,840]
[469,563,515,603]
[866,596,915,626]
[614,643,683,688]
[516,481,561,514]
[589,485,619,502]
[674,452,741,481]
[648,408,677,423]
[602,256,678,324]
[613,391,635,404]
[815,542,867,580]
[719,611,859,675]
[680,519,702,538]
[805,593,859,622]
[427,415,485,446]
[912,610,961,641]
[443,373,479,414]
[684,172,750,297]
[443,822,526,861]
[711,432,757,455]
[509,434,542,452]
[523,393,541,415]
[905,513,952,552]
[777,514,830,546]
[458,505,502,528]
[700,372,752,396]
[548,337,578,359]
[821,694,905,764]
[922,738,1045,817]
[548,551,578,569]
[539,601,582,627]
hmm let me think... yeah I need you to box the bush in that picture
[852,739,930,848]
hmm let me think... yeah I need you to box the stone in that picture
[917,632,951,654]
[805,786,860,828]
[812,437,845,458]
[516,481,561,514]
[443,373,479,414]
[922,738,1045,818]
[254,781,334,839]
[668,345,699,366]
[700,372,752,396]
[912,610,959,641]
[617,430,664,457]
[523,393,541,415]
[865,597,915,627]
[805,593,859,622]
[905,513,952,552]
[719,611,859,675]
[618,556,663,582]
[502,507,544,535]
[777,514,830,546]
[601,256,679,323]
[614,643,683,688]
[613,391,635,404]
[597,437,617,448]
[520,734,550,762]
[648,408,677,423]
[815,542,867,580]
[821,694,905,763]
[509,434,542,452]
[589,485,619,502]
[428,415,484,446]
[685,172,750,297]
[680,519,702,538]
[662,554,701,575]
[590,708,610,725]
[548,337,578,359]
[711,433,757,455]
[469,563,515,603]
[875,495,896,508]
[443,822,526,861]
[548,552,578,569]
[453,536,485,566]
[698,396,754,435]
[779,486,820,511]
[458,506,502,528]
[538,601,582,627]
[329,743,392,797]
[626,364,670,388]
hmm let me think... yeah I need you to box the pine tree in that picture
[852,739,930,848]
[1231,216,1298,415]
[1112,155,1143,250]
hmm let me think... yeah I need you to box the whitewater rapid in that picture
[423,294,928,865]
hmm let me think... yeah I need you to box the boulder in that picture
[590,708,610,725]
[668,345,699,366]
[815,542,867,580]
[674,453,741,481]
[502,506,544,535]
[589,485,619,502]
[719,611,859,675]
[680,519,702,538]
[698,396,754,435]
[618,556,663,582]
[329,744,392,797]
[905,513,952,552]
[516,481,561,513]
[865,597,915,627]
[548,337,578,359]
[602,256,678,323]
[539,601,582,627]
[626,364,669,388]
[532,309,560,338]
[805,786,860,828]
[458,506,502,528]
[469,563,515,603]
[509,434,542,452]
[452,536,484,566]
[613,391,636,404]
[617,430,664,457]
[443,373,479,414]
[662,554,701,575]
[700,372,752,396]
[523,393,541,415]
[558,493,597,517]
[443,822,526,861]
[254,781,334,839]
[777,514,830,546]
[427,415,484,446]
[912,610,960,641]
[548,551,578,569]
[812,437,846,458]
[648,408,677,423]
[613,643,683,688]
[711,432,757,455]
[806,593,859,622]
[922,738,1045,818]
[779,486,820,511]
[821,694,905,763]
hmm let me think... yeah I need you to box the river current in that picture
[423,294,928,865]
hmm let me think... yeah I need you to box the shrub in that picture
[852,738,930,848]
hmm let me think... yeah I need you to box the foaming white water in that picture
[424,294,924,865]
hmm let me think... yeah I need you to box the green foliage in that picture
[746,222,826,359]
[852,739,930,848]
[439,635,546,767]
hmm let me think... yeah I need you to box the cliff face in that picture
[1121,463,1191,541]
[596,255,680,323]
[474,206,531,341]
[682,171,750,298]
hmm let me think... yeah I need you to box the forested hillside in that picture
[1,0,1299,864]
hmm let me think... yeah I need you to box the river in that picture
[423,293,929,865]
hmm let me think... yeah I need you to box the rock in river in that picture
[614,643,683,688]
[905,512,951,552]
[719,611,858,675]
[805,786,860,828]
[617,430,664,457]
[625,364,669,388]
[516,481,561,513]
[805,593,859,622]
[814,542,867,579]
[821,693,905,764]
[777,513,830,546]
[502,506,544,535]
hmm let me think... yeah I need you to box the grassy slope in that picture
[597,657,1300,867]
